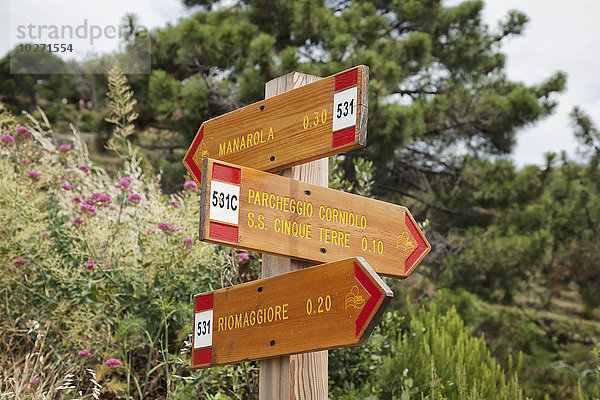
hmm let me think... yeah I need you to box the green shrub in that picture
[577,346,600,400]
[35,103,77,124]
[329,310,404,399]
[0,64,258,399]
[438,289,600,399]
[79,111,102,132]
[377,299,527,399]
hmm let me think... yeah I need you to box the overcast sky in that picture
[480,0,600,166]
[1,0,598,167]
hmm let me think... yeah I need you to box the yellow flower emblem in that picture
[345,286,365,310]
[193,142,209,164]
[396,231,415,252]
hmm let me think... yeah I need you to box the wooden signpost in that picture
[259,72,328,399]
[198,158,431,279]
[183,66,369,185]
[183,65,431,398]
[191,257,392,368]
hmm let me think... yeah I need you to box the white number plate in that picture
[209,180,240,225]
[194,310,213,348]
[333,86,358,132]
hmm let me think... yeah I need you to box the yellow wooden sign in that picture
[191,257,392,368]
[198,158,431,278]
[183,66,368,184]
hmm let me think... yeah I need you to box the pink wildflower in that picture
[29,378,40,389]
[86,259,95,270]
[168,200,179,208]
[1,134,14,146]
[13,257,27,266]
[17,126,31,136]
[26,171,41,180]
[60,183,72,190]
[72,216,85,227]
[157,223,177,232]
[83,198,94,205]
[72,196,82,203]
[183,180,197,191]
[58,144,71,153]
[115,176,132,190]
[105,358,122,369]
[21,157,29,163]
[16,126,33,142]
[127,193,141,204]
[147,228,156,235]
[180,237,194,251]
[80,204,96,216]
[180,237,192,248]
[78,349,92,357]
[238,252,250,262]
[41,231,49,238]
[90,193,111,206]
[78,164,90,173]
[97,194,112,206]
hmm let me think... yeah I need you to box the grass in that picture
[0,320,96,399]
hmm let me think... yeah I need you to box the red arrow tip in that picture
[354,262,382,338]
[184,125,205,184]
[404,213,431,275]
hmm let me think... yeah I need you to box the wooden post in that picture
[259,72,328,400]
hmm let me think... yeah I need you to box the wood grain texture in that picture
[190,257,392,367]
[261,72,327,400]
[290,350,328,400]
[183,66,368,186]
[260,356,290,399]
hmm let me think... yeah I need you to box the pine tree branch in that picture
[404,144,460,172]
[376,159,458,178]
[375,184,473,217]
[397,88,443,96]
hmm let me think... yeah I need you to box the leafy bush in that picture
[577,345,600,400]
[0,65,258,399]
[79,111,103,133]
[331,293,529,399]
[329,310,404,399]
[376,299,527,399]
